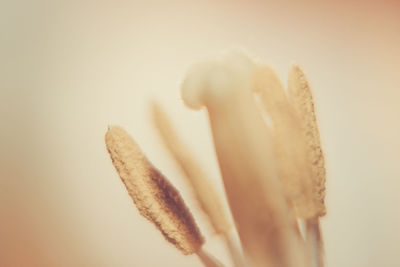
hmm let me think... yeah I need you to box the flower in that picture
[105,50,326,267]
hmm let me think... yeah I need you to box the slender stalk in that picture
[305,217,324,267]
[223,234,246,267]
[196,248,225,267]
[152,103,244,267]
[151,102,232,237]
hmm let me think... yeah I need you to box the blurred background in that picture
[1,0,399,266]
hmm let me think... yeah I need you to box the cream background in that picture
[1,0,399,266]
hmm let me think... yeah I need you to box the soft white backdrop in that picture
[1,1,399,266]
